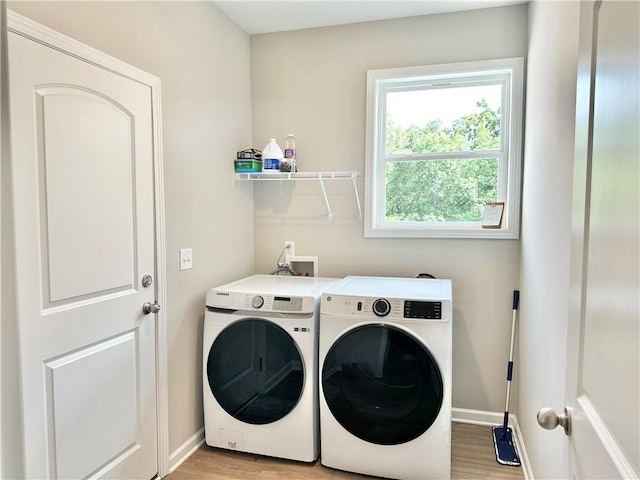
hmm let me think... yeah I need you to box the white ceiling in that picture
[212,0,527,35]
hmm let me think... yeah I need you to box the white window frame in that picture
[364,57,524,239]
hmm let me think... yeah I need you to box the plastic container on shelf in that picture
[262,138,283,173]
[282,134,297,172]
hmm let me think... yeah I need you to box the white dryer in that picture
[203,274,339,462]
[319,276,453,480]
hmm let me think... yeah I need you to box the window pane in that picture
[385,85,502,154]
[385,158,498,222]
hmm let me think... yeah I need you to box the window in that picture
[364,58,524,238]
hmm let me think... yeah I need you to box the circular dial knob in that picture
[251,295,264,309]
[372,298,391,317]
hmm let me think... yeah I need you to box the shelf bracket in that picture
[351,175,363,220]
[317,175,333,220]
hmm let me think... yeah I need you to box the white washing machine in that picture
[319,276,453,480]
[203,274,339,462]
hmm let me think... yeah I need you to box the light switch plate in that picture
[180,248,193,270]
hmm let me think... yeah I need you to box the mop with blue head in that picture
[492,290,521,466]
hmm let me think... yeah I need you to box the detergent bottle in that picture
[262,138,283,173]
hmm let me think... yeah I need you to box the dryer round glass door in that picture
[322,324,443,445]
[207,318,305,425]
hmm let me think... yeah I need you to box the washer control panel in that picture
[251,295,264,309]
[272,296,304,312]
[247,294,304,312]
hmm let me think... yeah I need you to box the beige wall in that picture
[250,5,527,414]
[519,2,580,478]
[6,0,254,461]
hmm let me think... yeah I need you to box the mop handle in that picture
[503,290,520,430]
[508,290,519,368]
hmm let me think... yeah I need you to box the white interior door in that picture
[562,1,639,478]
[8,20,160,480]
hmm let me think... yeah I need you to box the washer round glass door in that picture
[207,318,304,425]
[322,324,443,445]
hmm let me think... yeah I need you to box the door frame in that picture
[6,10,169,477]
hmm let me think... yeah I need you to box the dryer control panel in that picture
[404,300,442,319]
[369,298,441,319]
[320,276,452,322]
[322,295,446,321]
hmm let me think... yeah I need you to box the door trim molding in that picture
[7,10,158,85]
[578,395,637,479]
[7,10,169,477]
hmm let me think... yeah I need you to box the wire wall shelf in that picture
[235,171,362,220]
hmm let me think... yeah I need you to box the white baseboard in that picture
[168,427,205,473]
[452,407,510,426]
[452,408,533,480]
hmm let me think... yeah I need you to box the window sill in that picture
[364,223,519,239]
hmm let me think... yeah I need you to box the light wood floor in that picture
[167,423,525,480]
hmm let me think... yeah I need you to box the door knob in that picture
[142,301,161,315]
[537,407,572,435]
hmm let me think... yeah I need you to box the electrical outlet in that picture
[284,241,295,258]
[180,248,193,270]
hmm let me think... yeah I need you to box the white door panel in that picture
[9,21,158,480]
[38,87,136,303]
[45,333,139,480]
[566,1,639,478]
